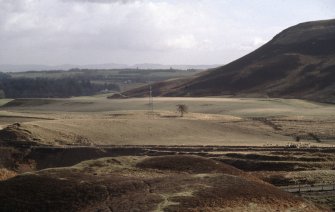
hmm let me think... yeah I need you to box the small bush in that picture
[176,104,188,117]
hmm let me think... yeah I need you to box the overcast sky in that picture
[0,0,334,66]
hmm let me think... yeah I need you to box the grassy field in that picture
[1,96,333,117]
[0,96,334,211]
[0,97,334,146]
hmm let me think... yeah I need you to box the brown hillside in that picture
[0,156,322,211]
[124,19,335,103]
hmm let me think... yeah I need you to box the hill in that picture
[124,19,335,103]
[0,63,218,72]
[0,68,204,98]
[0,155,321,211]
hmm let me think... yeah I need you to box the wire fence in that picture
[281,183,335,193]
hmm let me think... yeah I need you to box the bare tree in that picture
[176,104,188,117]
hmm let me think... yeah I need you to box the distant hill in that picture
[124,19,335,103]
[0,63,219,72]
[0,68,206,98]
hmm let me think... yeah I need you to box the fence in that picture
[281,183,335,193]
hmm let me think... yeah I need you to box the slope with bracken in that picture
[123,19,335,103]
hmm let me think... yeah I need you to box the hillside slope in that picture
[0,156,322,211]
[124,19,335,102]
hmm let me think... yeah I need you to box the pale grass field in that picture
[0,97,334,146]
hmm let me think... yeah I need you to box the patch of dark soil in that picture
[261,174,314,186]
[262,174,295,186]
[159,115,179,118]
[218,158,308,171]
[28,147,147,170]
[0,174,109,211]
[225,153,285,161]
[1,99,58,107]
[308,133,322,142]
[224,153,328,162]
[108,113,130,117]
[252,117,282,130]
[0,115,53,121]
[0,147,36,173]
[136,155,242,175]
[0,123,41,146]
[0,147,23,169]
[62,101,94,106]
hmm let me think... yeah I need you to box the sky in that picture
[0,0,334,66]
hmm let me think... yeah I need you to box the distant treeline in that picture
[0,72,119,98]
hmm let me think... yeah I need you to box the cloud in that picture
[165,35,198,49]
[0,0,334,65]
[63,0,141,4]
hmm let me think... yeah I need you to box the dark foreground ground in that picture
[1,145,334,211]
